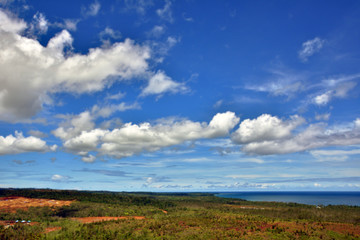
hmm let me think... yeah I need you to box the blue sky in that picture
[1,0,360,192]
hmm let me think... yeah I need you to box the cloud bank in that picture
[53,111,240,161]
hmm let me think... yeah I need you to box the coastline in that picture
[215,191,360,206]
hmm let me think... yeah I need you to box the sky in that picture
[0,0,360,192]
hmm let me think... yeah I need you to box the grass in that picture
[0,189,359,239]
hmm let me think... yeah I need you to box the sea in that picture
[215,192,360,206]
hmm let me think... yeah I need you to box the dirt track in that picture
[0,196,74,212]
[71,216,145,224]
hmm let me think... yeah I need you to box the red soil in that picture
[0,196,74,213]
[44,226,62,233]
[71,216,145,224]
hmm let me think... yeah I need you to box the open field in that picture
[0,196,74,213]
[0,189,360,239]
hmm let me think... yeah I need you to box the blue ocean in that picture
[215,192,360,206]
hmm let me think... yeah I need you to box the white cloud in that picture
[314,91,332,105]
[311,148,360,162]
[245,68,305,97]
[54,19,80,31]
[298,37,325,62]
[105,92,125,101]
[91,102,140,118]
[55,112,239,161]
[31,12,48,34]
[0,10,153,122]
[99,27,121,43]
[240,121,360,155]
[182,157,210,163]
[213,100,223,108]
[208,182,274,189]
[63,19,79,31]
[232,114,305,144]
[225,174,265,179]
[149,36,180,63]
[51,174,72,182]
[82,1,101,17]
[148,25,165,38]
[53,102,139,142]
[27,130,48,138]
[315,113,330,121]
[313,81,357,106]
[141,70,187,97]
[81,154,96,163]
[124,0,153,15]
[53,111,95,141]
[355,118,360,129]
[100,111,239,158]
[156,0,173,23]
[0,131,55,155]
[182,13,193,22]
[0,9,26,33]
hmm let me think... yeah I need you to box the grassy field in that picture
[0,189,359,239]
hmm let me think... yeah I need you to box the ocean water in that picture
[215,192,360,206]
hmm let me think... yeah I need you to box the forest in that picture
[0,188,359,239]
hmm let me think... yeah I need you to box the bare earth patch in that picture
[71,216,145,224]
[0,196,74,212]
[44,226,62,233]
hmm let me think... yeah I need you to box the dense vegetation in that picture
[0,188,359,239]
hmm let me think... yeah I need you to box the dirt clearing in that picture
[0,196,74,212]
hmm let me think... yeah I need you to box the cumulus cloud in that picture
[0,9,154,122]
[298,37,325,62]
[0,131,56,155]
[314,91,332,105]
[99,111,239,158]
[53,102,139,142]
[232,114,305,144]
[81,154,96,163]
[0,9,26,33]
[54,111,239,161]
[141,70,187,97]
[53,111,95,141]
[239,119,360,155]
